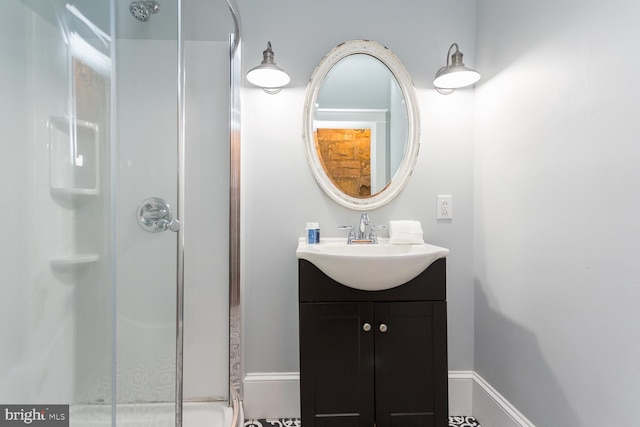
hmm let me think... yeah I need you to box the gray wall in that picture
[240,0,477,374]
[241,0,640,422]
[474,0,640,425]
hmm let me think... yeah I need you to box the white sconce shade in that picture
[433,43,481,95]
[246,41,290,94]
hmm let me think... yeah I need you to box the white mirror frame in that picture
[303,40,421,210]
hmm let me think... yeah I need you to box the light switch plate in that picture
[437,195,453,220]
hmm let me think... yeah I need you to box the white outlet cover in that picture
[437,195,453,220]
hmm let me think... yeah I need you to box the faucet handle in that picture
[369,224,387,244]
[338,225,356,244]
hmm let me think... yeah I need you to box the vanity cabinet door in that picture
[300,302,375,427]
[300,301,448,427]
[374,302,449,427]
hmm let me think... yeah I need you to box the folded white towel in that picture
[389,220,424,244]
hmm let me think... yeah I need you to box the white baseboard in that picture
[448,371,474,415]
[243,372,300,419]
[242,370,534,427]
[472,372,535,427]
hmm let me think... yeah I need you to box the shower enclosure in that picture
[0,0,241,426]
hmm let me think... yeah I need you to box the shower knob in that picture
[137,197,180,233]
[157,218,181,232]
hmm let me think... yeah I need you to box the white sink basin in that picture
[296,237,449,291]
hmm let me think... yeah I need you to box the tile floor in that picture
[244,416,481,426]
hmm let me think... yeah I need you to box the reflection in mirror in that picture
[315,127,373,198]
[303,40,420,210]
[315,55,406,198]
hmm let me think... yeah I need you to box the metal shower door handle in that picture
[137,197,181,232]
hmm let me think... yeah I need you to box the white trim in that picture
[449,370,475,380]
[448,371,474,415]
[472,372,536,427]
[242,371,535,426]
[243,372,300,419]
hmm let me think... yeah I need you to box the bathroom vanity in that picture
[298,257,448,427]
[298,37,447,425]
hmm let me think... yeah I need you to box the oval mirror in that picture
[303,40,420,210]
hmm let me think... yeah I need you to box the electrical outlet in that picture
[437,195,453,220]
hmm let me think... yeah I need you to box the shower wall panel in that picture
[2,0,112,406]
[2,1,75,403]
[0,0,31,402]
[27,9,76,405]
[183,40,230,402]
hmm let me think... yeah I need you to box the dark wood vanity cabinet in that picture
[299,258,448,427]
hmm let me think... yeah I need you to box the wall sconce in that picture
[246,41,290,94]
[433,43,481,95]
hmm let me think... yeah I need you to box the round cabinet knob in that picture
[379,324,388,333]
[362,323,372,332]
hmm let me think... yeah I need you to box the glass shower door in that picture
[114,0,181,425]
[0,0,234,424]
[1,0,183,425]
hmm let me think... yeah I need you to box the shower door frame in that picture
[226,0,243,418]
[175,1,186,426]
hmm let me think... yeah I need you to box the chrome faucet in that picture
[339,213,386,244]
[358,213,370,240]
